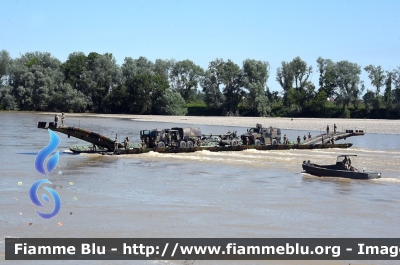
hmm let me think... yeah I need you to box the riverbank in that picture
[30,112,400,134]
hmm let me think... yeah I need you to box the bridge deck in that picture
[301,131,365,145]
[37,121,118,151]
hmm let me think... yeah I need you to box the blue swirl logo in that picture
[31,129,62,219]
[35,129,60,175]
[29,179,61,219]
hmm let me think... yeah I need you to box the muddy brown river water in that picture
[1,112,400,265]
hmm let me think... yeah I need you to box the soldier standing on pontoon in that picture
[54,114,59,127]
[114,134,118,153]
[124,136,129,150]
[61,112,65,127]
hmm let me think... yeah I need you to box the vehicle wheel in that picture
[254,139,261,146]
[187,141,194,148]
[157,142,165,148]
[272,139,278,145]
[232,140,237,146]
[180,141,187,148]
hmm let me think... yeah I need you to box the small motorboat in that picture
[302,155,381,179]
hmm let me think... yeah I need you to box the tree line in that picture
[1,49,400,118]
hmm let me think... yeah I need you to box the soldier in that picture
[246,137,249,145]
[321,135,324,144]
[114,134,118,153]
[308,132,311,139]
[343,156,349,169]
[61,112,65,127]
[303,135,307,141]
[331,137,335,145]
[141,140,145,149]
[334,123,337,134]
[124,136,129,150]
[297,135,301,144]
[326,124,329,135]
[54,114,59,127]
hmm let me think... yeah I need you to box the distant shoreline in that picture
[29,112,400,135]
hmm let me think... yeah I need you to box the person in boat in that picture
[342,156,349,169]
[61,112,65,127]
[54,114,59,127]
[114,134,118,153]
[124,136,129,150]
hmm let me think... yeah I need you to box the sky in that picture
[2,0,399,92]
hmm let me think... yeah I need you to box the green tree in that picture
[124,73,169,114]
[218,59,242,113]
[0,50,11,84]
[102,85,130,113]
[201,59,225,110]
[392,66,400,104]
[0,86,16,110]
[291,56,312,92]
[304,89,327,116]
[334,60,362,110]
[153,89,188,115]
[276,61,293,92]
[9,52,64,110]
[0,50,15,110]
[276,57,312,107]
[352,81,364,109]
[364,65,386,95]
[248,83,270,116]
[88,53,120,112]
[384,71,393,110]
[316,57,337,98]
[363,90,376,114]
[170,60,203,102]
[154,59,174,83]
[61,52,87,91]
[48,83,89,112]
[242,59,270,116]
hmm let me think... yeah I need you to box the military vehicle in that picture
[140,127,202,148]
[240,123,281,145]
[218,130,241,146]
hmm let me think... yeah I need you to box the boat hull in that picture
[70,143,354,154]
[302,162,381,179]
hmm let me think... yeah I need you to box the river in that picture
[1,112,400,265]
